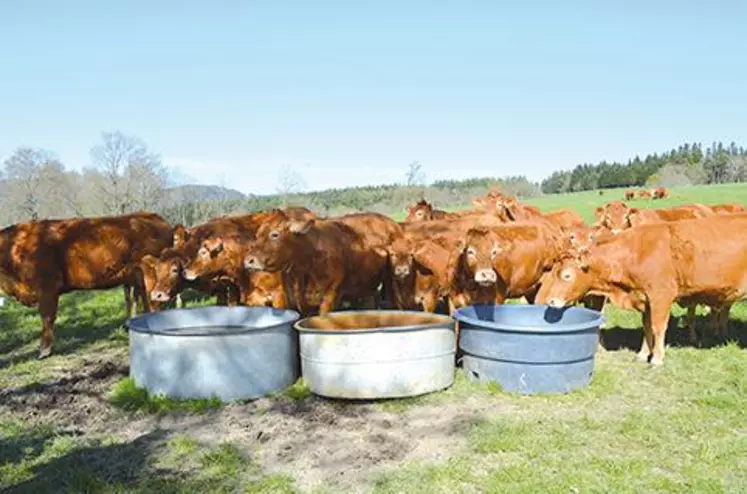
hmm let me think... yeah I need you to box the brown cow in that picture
[404,199,459,222]
[710,203,745,214]
[0,212,173,358]
[624,189,635,200]
[448,223,562,310]
[536,214,747,365]
[652,186,669,199]
[242,210,392,314]
[138,249,240,309]
[638,190,652,199]
[543,209,586,230]
[593,201,714,234]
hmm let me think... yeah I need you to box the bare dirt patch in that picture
[1,348,497,492]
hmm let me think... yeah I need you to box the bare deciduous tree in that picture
[276,164,307,204]
[90,131,167,215]
[405,160,426,187]
[2,148,63,221]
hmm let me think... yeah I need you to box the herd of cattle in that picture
[0,188,745,366]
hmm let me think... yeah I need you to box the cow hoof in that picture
[649,358,664,367]
[634,352,650,363]
[38,347,52,360]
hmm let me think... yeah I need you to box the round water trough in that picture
[127,306,300,402]
[454,304,603,395]
[295,310,456,400]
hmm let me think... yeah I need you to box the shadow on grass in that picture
[2,429,169,494]
[600,316,747,352]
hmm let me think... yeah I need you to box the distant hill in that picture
[163,184,246,205]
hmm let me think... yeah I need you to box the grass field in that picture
[1,184,746,493]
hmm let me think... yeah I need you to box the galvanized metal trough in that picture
[295,310,456,400]
[454,304,603,395]
[127,306,300,402]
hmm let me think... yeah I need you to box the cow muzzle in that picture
[150,290,171,302]
[244,256,264,271]
[182,269,198,281]
[547,297,567,308]
[474,268,497,286]
[611,228,622,235]
[394,265,410,278]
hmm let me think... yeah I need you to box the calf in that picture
[384,236,451,312]
[536,214,747,366]
[0,212,173,358]
[449,223,562,309]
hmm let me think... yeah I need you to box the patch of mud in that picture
[2,355,496,492]
[0,357,129,431]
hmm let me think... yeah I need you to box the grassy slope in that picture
[1,183,746,493]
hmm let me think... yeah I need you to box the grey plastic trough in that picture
[127,306,300,402]
[295,310,456,400]
[454,304,603,395]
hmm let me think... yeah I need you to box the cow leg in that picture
[684,303,698,345]
[319,287,342,314]
[123,284,136,318]
[524,286,540,305]
[215,288,228,306]
[649,300,674,367]
[421,293,438,313]
[636,308,654,363]
[175,293,184,309]
[715,304,732,342]
[38,293,60,359]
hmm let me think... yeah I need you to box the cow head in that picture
[404,199,432,222]
[182,236,229,281]
[456,228,502,287]
[140,250,185,303]
[535,254,594,308]
[381,236,415,279]
[565,226,602,253]
[594,201,635,234]
[242,272,283,307]
[244,210,314,272]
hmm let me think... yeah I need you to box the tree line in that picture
[541,142,746,194]
[1,135,745,228]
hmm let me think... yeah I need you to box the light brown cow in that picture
[536,213,747,365]
[593,201,714,234]
[543,209,586,230]
[448,223,562,310]
[404,199,459,222]
[652,186,669,199]
[638,190,652,199]
[624,189,635,200]
[0,212,173,358]
[710,203,745,214]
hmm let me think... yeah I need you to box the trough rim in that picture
[454,304,604,334]
[294,309,455,335]
[126,305,301,337]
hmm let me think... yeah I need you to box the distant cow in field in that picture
[638,190,652,199]
[537,213,747,366]
[593,201,714,234]
[0,212,173,358]
[652,186,669,199]
[624,189,635,200]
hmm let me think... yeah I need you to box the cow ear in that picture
[140,254,157,271]
[289,218,314,234]
[173,224,187,248]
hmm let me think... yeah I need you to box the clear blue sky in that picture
[1,1,745,195]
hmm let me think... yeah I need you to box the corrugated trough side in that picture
[455,304,603,395]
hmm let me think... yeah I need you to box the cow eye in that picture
[269,230,280,240]
[491,248,499,258]
[416,210,424,217]
[466,248,476,257]
[171,265,179,274]
[569,233,576,240]
[199,246,208,257]
[560,269,574,281]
